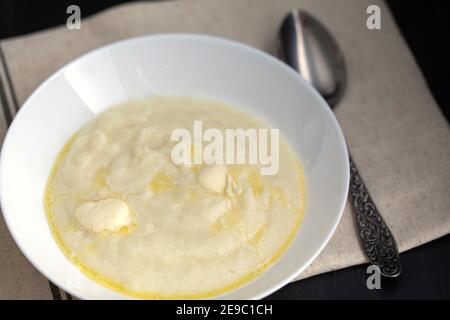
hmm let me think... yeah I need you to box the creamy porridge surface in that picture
[45,96,305,298]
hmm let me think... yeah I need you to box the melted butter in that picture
[247,225,267,248]
[221,204,242,230]
[269,185,293,209]
[149,172,173,193]
[191,165,201,174]
[248,170,264,197]
[227,165,243,181]
[211,220,223,234]
[185,188,198,205]
[93,168,109,190]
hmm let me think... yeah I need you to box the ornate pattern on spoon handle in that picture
[349,154,402,277]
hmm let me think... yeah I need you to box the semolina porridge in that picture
[44,96,306,299]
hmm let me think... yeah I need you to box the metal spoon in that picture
[278,9,402,277]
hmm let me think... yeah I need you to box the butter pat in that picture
[198,165,227,193]
[75,198,132,233]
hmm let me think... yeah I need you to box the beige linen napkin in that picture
[0,0,449,299]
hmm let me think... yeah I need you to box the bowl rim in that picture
[0,33,349,300]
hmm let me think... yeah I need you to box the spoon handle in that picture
[349,154,402,277]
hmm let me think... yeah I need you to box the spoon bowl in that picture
[279,10,347,107]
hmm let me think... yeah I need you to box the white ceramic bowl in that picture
[0,34,349,299]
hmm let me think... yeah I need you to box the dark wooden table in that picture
[268,235,450,299]
[1,0,449,300]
